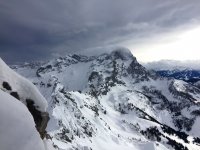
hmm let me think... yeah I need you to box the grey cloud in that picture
[0,0,200,64]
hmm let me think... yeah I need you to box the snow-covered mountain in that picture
[156,70,200,83]
[143,60,200,83]
[4,47,200,150]
[143,60,200,71]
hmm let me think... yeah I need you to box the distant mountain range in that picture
[143,60,200,71]
[143,60,200,83]
[156,70,200,83]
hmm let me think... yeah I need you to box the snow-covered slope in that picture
[0,89,45,150]
[0,58,47,112]
[13,47,200,150]
[0,58,55,150]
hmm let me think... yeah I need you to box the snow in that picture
[190,117,200,137]
[0,58,47,111]
[173,80,187,92]
[0,90,45,150]
[48,81,175,150]
[56,62,92,91]
[43,139,57,150]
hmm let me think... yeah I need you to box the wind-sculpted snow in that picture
[13,47,200,150]
[0,58,47,112]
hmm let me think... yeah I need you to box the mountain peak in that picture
[109,47,135,60]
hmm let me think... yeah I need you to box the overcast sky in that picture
[1,0,200,64]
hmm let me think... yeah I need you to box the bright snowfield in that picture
[13,47,200,150]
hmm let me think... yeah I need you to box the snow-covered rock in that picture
[0,58,47,112]
[0,90,45,150]
[0,57,50,141]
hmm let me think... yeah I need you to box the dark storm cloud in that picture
[0,0,200,63]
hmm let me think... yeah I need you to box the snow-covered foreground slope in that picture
[0,58,55,150]
[14,48,200,150]
[0,57,50,138]
[0,89,45,150]
[0,58,47,112]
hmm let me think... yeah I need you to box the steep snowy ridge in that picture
[12,48,200,150]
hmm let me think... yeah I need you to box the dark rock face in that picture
[2,82,20,100]
[141,125,190,150]
[36,65,52,77]
[2,81,12,91]
[26,99,49,139]
[127,59,149,80]
[141,126,162,141]
[10,92,20,100]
